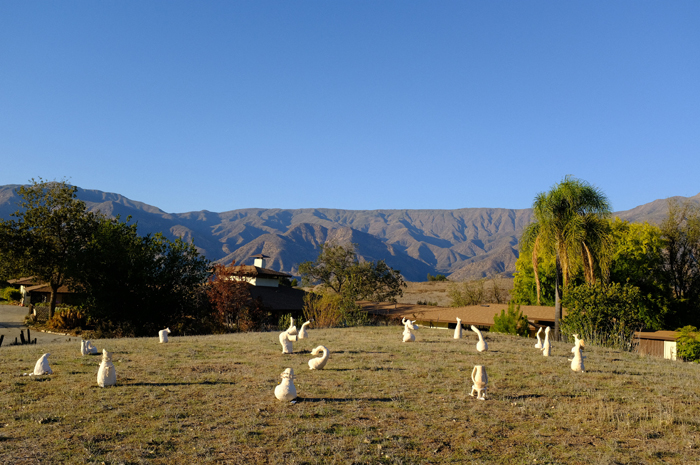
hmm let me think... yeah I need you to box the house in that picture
[7,276,80,308]
[232,254,306,316]
[634,331,678,360]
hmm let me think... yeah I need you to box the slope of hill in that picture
[1,184,697,281]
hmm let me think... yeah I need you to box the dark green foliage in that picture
[427,273,448,282]
[0,179,100,318]
[417,300,437,306]
[73,217,212,337]
[1,287,21,302]
[561,282,646,351]
[492,301,529,336]
[675,326,700,362]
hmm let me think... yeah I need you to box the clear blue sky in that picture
[1,2,699,213]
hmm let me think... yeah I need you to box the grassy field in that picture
[1,326,699,464]
[397,279,515,307]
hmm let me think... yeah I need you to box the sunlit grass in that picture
[1,326,699,464]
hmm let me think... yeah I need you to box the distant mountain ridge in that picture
[1,184,698,281]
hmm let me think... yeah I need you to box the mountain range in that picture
[1,184,698,282]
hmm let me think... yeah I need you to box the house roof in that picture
[249,285,306,312]
[8,276,41,286]
[634,330,678,342]
[24,283,77,294]
[232,265,292,279]
[358,301,564,328]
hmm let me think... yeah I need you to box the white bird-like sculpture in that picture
[571,334,581,353]
[279,329,298,354]
[541,326,551,357]
[274,368,298,401]
[308,345,329,370]
[471,325,488,352]
[97,349,117,387]
[402,318,418,342]
[534,327,543,349]
[454,317,463,339]
[470,365,488,400]
[31,353,53,376]
[159,328,171,343]
[286,317,298,336]
[81,340,98,356]
[568,338,586,372]
[298,320,312,339]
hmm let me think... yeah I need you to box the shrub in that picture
[561,282,645,351]
[278,313,293,331]
[492,301,529,336]
[676,326,700,362]
[427,274,448,282]
[417,300,438,306]
[46,306,86,330]
[302,293,343,328]
[448,280,486,306]
[1,287,22,302]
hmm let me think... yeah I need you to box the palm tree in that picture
[521,176,613,339]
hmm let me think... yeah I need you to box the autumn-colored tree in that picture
[207,261,265,331]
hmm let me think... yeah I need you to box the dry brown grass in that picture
[399,279,514,307]
[1,326,699,464]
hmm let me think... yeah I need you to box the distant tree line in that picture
[0,179,218,336]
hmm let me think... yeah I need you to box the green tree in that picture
[659,199,700,327]
[0,179,99,318]
[521,176,612,339]
[298,242,406,304]
[72,217,212,336]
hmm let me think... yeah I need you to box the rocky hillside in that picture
[1,184,698,281]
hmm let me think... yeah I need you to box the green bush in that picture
[1,287,22,302]
[676,326,700,362]
[427,274,448,282]
[492,301,529,336]
[417,300,438,306]
[561,282,646,351]
[278,313,293,331]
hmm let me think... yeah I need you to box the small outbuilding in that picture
[633,331,678,360]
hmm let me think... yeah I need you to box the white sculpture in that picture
[81,340,98,356]
[97,349,117,387]
[534,327,543,349]
[298,320,312,339]
[308,345,329,370]
[571,334,581,353]
[402,318,418,342]
[471,325,488,352]
[541,326,551,357]
[568,338,586,372]
[454,317,462,339]
[470,365,488,400]
[159,328,171,343]
[279,329,298,354]
[31,353,53,376]
[286,317,298,336]
[274,368,297,401]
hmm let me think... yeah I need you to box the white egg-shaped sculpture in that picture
[471,325,488,352]
[97,349,117,387]
[274,368,297,401]
[470,365,488,400]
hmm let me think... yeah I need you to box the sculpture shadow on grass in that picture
[123,381,236,387]
[297,397,393,403]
